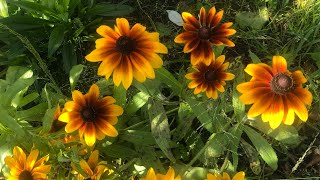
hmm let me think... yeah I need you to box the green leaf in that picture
[185,96,213,132]
[8,0,62,21]
[0,0,9,18]
[63,43,78,73]
[42,107,56,133]
[204,133,230,159]
[251,117,301,146]
[173,102,195,142]
[48,25,65,57]
[120,130,156,145]
[244,125,278,170]
[155,67,182,95]
[15,103,48,121]
[0,110,25,137]
[69,64,84,91]
[104,144,139,158]
[0,15,52,31]
[18,92,39,108]
[126,91,150,115]
[148,98,175,162]
[113,84,127,108]
[232,61,245,120]
[249,50,261,63]
[87,3,134,17]
[183,167,207,180]
[229,123,244,169]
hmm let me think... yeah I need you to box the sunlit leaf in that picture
[0,110,25,137]
[244,125,278,170]
[120,130,156,146]
[155,68,182,95]
[148,98,175,162]
[48,25,65,57]
[69,64,84,91]
[126,91,150,115]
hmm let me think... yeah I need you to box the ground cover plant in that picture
[0,0,319,179]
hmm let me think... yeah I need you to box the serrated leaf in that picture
[166,10,183,26]
[185,96,213,132]
[244,125,278,170]
[69,64,84,91]
[205,133,229,159]
[87,3,134,16]
[235,7,268,30]
[229,123,244,169]
[126,91,150,115]
[173,102,195,141]
[48,25,65,57]
[155,67,182,95]
[148,98,175,162]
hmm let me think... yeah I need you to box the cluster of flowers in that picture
[4,5,313,180]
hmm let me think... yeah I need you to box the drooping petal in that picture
[96,120,118,137]
[291,70,307,85]
[286,92,309,121]
[65,118,84,133]
[272,56,287,73]
[201,41,214,66]
[293,87,312,105]
[119,56,133,89]
[267,95,284,129]
[130,52,155,79]
[112,64,124,87]
[217,37,235,47]
[84,123,96,146]
[282,98,295,125]
[97,53,121,79]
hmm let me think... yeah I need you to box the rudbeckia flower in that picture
[206,171,245,180]
[85,18,168,89]
[140,167,180,180]
[72,150,112,180]
[4,146,51,180]
[58,84,123,146]
[185,54,235,99]
[237,56,313,129]
[174,6,236,65]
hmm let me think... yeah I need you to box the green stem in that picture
[0,23,62,95]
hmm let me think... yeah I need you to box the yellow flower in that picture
[206,171,245,180]
[174,6,236,65]
[73,150,112,180]
[4,146,51,180]
[140,167,180,180]
[185,54,235,99]
[85,18,168,89]
[58,84,123,146]
[237,56,313,129]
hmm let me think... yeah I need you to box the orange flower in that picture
[139,167,180,180]
[206,171,245,180]
[174,6,236,65]
[58,84,123,146]
[185,54,235,99]
[72,150,112,180]
[4,146,51,180]
[85,18,168,89]
[237,56,313,129]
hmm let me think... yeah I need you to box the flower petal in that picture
[267,95,284,129]
[272,55,287,73]
[199,7,207,26]
[236,81,270,94]
[232,171,245,180]
[120,56,133,89]
[244,64,273,81]
[96,25,119,40]
[84,123,96,146]
[183,39,200,53]
[210,10,224,28]
[206,6,216,26]
[105,105,124,116]
[282,98,295,125]
[291,70,307,85]
[25,149,39,171]
[116,18,130,36]
[293,87,312,106]
[88,150,99,170]
[286,92,309,121]
[96,120,118,137]
[239,87,271,104]
[97,53,121,79]
[174,32,197,44]
[72,90,86,107]
[58,111,81,123]
[129,23,146,39]
[248,92,274,117]
[65,117,84,133]
[80,160,94,176]
[130,52,155,79]
[182,12,200,29]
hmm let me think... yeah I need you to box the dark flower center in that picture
[198,26,211,40]
[81,106,96,122]
[84,178,92,180]
[271,73,294,95]
[204,70,217,82]
[116,36,136,55]
[19,170,34,180]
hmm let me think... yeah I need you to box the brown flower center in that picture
[116,36,136,55]
[271,73,294,95]
[81,106,96,122]
[198,26,211,40]
[19,170,34,180]
[204,70,217,82]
